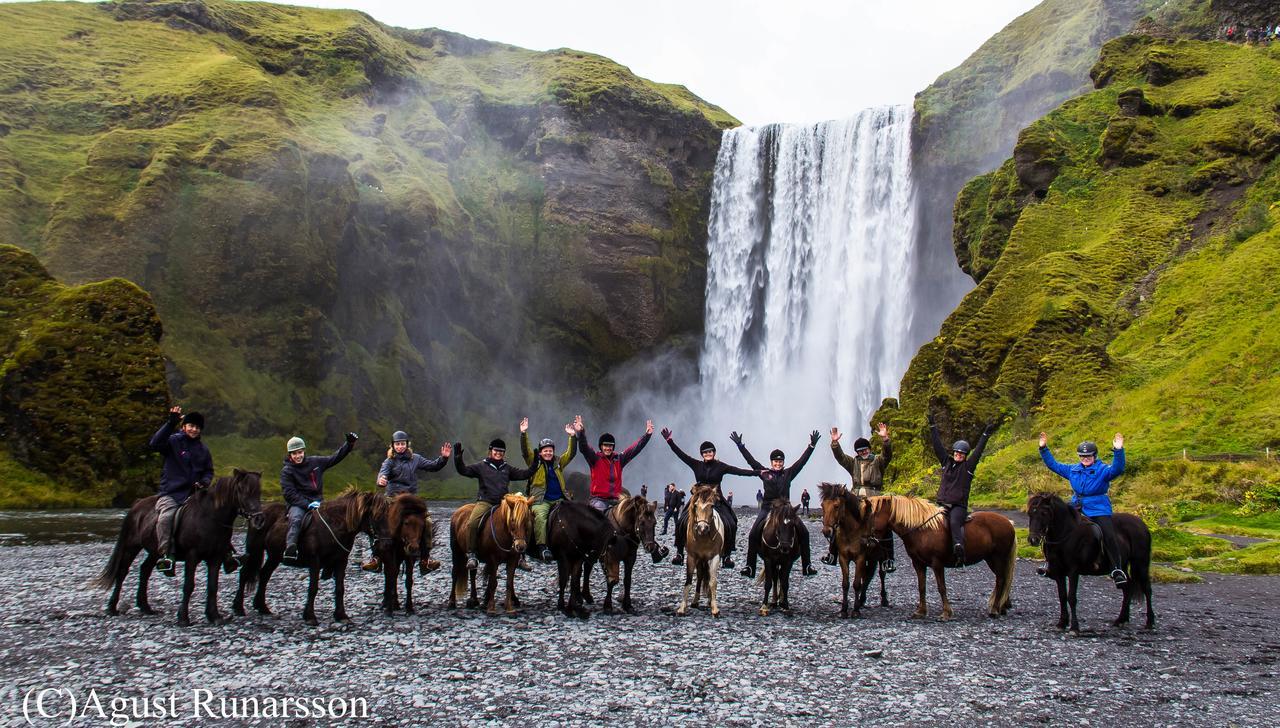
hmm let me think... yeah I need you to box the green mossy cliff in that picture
[0,245,168,506]
[878,35,1280,513]
[0,0,736,460]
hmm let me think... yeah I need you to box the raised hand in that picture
[345,432,359,443]
[564,422,575,435]
[519,417,529,434]
[729,431,743,445]
[661,427,672,441]
[877,422,889,440]
[441,442,453,457]
[830,427,842,443]
[809,430,820,447]
[453,442,464,456]
[1113,432,1124,449]
[646,420,654,435]
[169,405,182,416]
[1039,431,1048,448]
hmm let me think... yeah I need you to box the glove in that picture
[983,421,998,436]
[926,413,936,426]
[194,481,209,491]
[346,432,359,443]
[660,427,672,441]
[308,501,321,510]
[729,431,742,445]
[453,442,463,456]
[809,430,820,447]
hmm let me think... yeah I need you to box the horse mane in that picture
[211,468,260,509]
[885,495,944,530]
[501,493,531,527]
[388,493,431,544]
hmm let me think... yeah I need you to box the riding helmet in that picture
[286,436,306,452]
[392,430,410,443]
[853,437,872,452]
[952,439,971,454]
[489,438,507,452]
[770,449,785,461]
[699,441,716,454]
[599,432,616,448]
[181,411,205,429]
[538,437,556,450]
[1077,441,1099,457]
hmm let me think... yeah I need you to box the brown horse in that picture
[97,469,264,626]
[447,494,535,615]
[756,499,802,616]
[585,494,668,614]
[819,482,882,618]
[676,484,725,617]
[233,488,377,625]
[377,494,433,616]
[863,495,1016,620]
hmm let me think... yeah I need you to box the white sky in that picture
[287,0,1043,125]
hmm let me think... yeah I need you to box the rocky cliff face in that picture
[0,0,735,450]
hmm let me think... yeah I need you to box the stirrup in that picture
[222,554,242,574]
[802,564,818,576]
[820,553,837,566]
[1036,565,1051,578]
[671,552,684,565]
[881,559,897,574]
[740,564,756,578]
[1111,568,1129,586]
[157,557,176,576]
[282,545,299,564]
[361,556,382,573]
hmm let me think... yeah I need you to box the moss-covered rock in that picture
[0,245,168,505]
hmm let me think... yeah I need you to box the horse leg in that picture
[677,561,692,616]
[254,557,279,615]
[404,562,415,615]
[879,563,890,607]
[621,554,636,613]
[709,555,721,618]
[204,560,225,624]
[334,566,351,623]
[853,555,870,614]
[447,556,462,610]
[382,558,396,615]
[781,562,792,612]
[760,559,772,617]
[302,567,321,626]
[570,560,590,619]
[136,551,159,615]
[1055,576,1069,630]
[1133,557,1156,629]
[503,561,518,615]
[177,560,196,627]
[934,565,952,621]
[107,544,142,616]
[911,563,928,619]
[580,557,596,604]
[1067,573,1081,633]
[483,562,499,615]
[1114,577,1132,627]
[602,555,620,614]
[467,561,481,610]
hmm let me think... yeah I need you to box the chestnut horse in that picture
[583,494,669,614]
[447,494,535,615]
[676,485,724,617]
[377,494,433,616]
[863,495,1016,620]
[819,482,883,618]
[233,488,377,625]
[97,469,264,626]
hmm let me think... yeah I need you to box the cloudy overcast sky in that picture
[289,0,1043,126]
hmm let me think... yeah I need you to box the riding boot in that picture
[283,505,305,563]
[539,546,553,562]
[799,529,817,575]
[1093,515,1128,587]
[671,549,684,565]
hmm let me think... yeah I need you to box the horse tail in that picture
[94,516,133,589]
[997,524,1017,611]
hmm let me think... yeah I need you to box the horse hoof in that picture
[466,598,480,609]
[939,614,953,622]
[676,608,687,617]
[255,607,272,617]
[139,607,159,616]
[759,607,769,616]
[304,617,319,627]
[711,610,721,619]
[404,607,415,616]
[486,608,498,616]
[232,606,246,617]
[105,606,120,617]
[909,611,926,620]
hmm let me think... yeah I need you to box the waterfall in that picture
[697,105,918,457]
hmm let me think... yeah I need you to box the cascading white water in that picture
[695,105,918,478]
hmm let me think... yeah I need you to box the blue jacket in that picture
[148,415,214,505]
[280,440,354,509]
[1039,446,1125,516]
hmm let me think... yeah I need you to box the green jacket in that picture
[831,438,892,494]
[520,431,577,503]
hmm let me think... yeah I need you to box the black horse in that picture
[1027,493,1155,632]
[234,488,376,625]
[583,495,668,613]
[376,494,433,616]
[755,499,802,615]
[96,469,265,626]
[546,501,614,618]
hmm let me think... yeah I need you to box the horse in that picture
[446,494,535,615]
[96,469,264,626]
[863,495,1016,620]
[585,494,668,614]
[819,482,885,618]
[756,498,802,616]
[546,500,614,618]
[676,484,725,617]
[1026,492,1155,632]
[232,488,377,625]
[376,494,433,616]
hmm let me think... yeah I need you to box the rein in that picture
[488,503,520,554]
[313,509,352,553]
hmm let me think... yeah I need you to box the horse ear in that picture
[233,467,244,477]
[647,502,657,514]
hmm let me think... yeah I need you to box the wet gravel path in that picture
[0,508,1277,726]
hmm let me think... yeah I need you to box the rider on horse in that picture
[661,429,754,569]
[520,417,578,562]
[281,432,357,562]
[1039,431,1129,586]
[827,422,895,571]
[576,416,653,512]
[454,439,536,571]
[361,431,451,572]
[732,430,821,578]
[149,405,213,576]
[928,414,997,562]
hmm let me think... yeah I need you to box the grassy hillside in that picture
[878,36,1280,524]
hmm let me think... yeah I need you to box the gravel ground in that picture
[0,507,1277,726]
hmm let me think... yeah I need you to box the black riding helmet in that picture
[853,437,871,452]
[599,433,616,448]
[699,441,716,454]
[770,449,785,461]
[392,430,410,443]
[1077,441,1099,457]
[181,411,205,429]
[952,440,971,454]
[489,438,507,452]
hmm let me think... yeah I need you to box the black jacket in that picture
[280,440,353,509]
[455,455,536,505]
[149,414,214,505]
[931,423,993,508]
[663,489,685,513]
[736,441,816,503]
[665,438,755,485]
[380,451,448,496]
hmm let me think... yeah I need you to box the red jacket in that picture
[580,429,652,499]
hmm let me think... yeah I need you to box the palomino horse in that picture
[819,482,884,618]
[677,485,725,617]
[97,469,264,626]
[377,494,433,616]
[233,488,377,625]
[584,494,668,614]
[1027,492,1154,631]
[447,494,535,615]
[863,495,1016,620]
[546,500,614,618]
[756,499,802,616]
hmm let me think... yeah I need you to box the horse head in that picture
[1026,492,1070,547]
[766,499,798,552]
[502,494,535,554]
[689,485,718,539]
[619,495,666,563]
[390,494,429,559]
[230,468,265,529]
